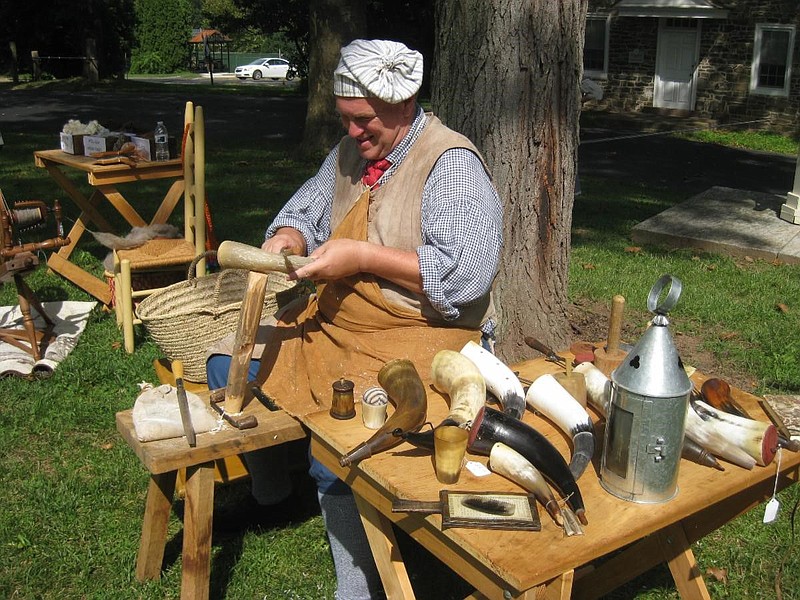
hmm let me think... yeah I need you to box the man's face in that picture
[335,96,415,161]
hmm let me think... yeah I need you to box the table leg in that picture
[180,462,215,600]
[47,253,113,304]
[151,180,186,225]
[136,471,177,581]
[353,491,416,600]
[657,523,711,600]
[97,184,147,227]
[571,521,711,600]
[41,166,115,233]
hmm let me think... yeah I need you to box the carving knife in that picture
[173,360,196,447]
[523,336,566,367]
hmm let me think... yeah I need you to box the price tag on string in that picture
[763,448,782,524]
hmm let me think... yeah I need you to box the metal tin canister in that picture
[330,378,356,420]
[599,275,692,504]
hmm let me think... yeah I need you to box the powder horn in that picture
[468,405,588,525]
[339,359,427,466]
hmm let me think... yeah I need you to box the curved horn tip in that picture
[568,453,593,481]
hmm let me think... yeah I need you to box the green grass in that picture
[1,80,799,599]
[674,128,799,155]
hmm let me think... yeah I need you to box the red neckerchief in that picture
[362,158,391,188]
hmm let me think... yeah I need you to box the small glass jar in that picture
[330,378,356,420]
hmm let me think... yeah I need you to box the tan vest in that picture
[332,114,495,329]
[256,115,493,417]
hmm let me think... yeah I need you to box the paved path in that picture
[580,111,800,262]
[0,83,306,148]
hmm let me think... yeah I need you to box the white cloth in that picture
[132,383,219,442]
[333,39,423,104]
[0,300,96,378]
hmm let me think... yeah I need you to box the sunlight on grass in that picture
[674,128,799,155]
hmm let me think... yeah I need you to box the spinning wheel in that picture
[0,189,70,360]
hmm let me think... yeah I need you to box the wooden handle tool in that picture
[215,241,312,413]
[173,360,196,447]
[594,294,628,377]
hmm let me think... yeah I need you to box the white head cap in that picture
[333,39,423,104]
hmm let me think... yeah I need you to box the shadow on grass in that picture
[572,179,682,248]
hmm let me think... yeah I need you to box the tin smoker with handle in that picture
[600,275,692,504]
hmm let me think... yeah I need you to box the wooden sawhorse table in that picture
[304,359,800,599]
[116,396,306,600]
[34,149,184,304]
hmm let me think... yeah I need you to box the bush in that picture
[128,50,167,75]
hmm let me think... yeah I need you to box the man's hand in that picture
[289,239,424,294]
[262,227,306,256]
[290,239,366,281]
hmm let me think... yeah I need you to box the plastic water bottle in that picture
[154,121,169,161]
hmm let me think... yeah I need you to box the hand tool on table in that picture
[93,156,137,167]
[523,336,566,367]
[593,294,629,376]
[173,360,196,447]
[208,388,259,429]
[212,240,313,415]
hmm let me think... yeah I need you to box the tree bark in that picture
[433,0,586,363]
[301,0,365,158]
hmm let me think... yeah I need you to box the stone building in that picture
[585,0,799,134]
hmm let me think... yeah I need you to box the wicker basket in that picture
[136,252,301,383]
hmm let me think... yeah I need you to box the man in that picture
[207,38,502,599]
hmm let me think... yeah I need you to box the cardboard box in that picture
[60,132,86,155]
[83,133,127,157]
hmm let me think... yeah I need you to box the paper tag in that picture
[465,460,492,477]
[763,497,780,523]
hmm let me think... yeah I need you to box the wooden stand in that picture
[116,393,306,600]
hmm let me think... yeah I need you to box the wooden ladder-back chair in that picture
[112,101,207,353]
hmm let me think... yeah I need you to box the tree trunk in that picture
[433,0,586,363]
[301,0,365,158]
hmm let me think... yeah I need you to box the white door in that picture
[654,19,700,110]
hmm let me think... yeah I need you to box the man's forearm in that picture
[359,244,423,293]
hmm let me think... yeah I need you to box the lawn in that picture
[0,79,798,599]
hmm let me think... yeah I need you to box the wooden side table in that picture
[116,395,306,600]
[33,149,184,304]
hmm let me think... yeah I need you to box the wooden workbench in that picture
[304,358,800,599]
[116,396,306,600]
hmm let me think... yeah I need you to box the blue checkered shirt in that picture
[266,107,503,336]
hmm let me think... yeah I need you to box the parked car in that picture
[234,57,295,81]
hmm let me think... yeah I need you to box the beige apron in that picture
[256,185,480,418]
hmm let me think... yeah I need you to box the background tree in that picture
[131,0,193,74]
[300,0,364,157]
[433,0,587,362]
[0,0,135,79]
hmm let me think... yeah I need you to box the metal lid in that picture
[332,378,354,393]
[611,275,692,398]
